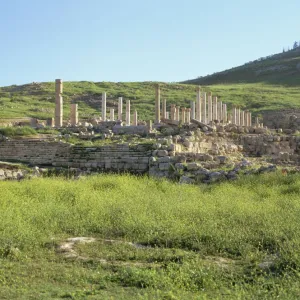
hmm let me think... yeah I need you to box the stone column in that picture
[213,96,218,121]
[70,103,78,126]
[181,107,186,123]
[55,79,63,127]
[190,101,195,120]
[196,86,201,121]
[255,116,259,127]
[223,104,227,123]
[171,104,176,121]
[249,112,252,127]
[202,92,207,124]
[102,92,107,121]
[155,84,160,124]
[133,110,138,126]
[241,110,245,126]
[207,92,212,123]
[246,111,249,126]
[236,108,240,126]
[176,106,180,121]
[217,100,222,122]
[118,97,123,121]
[126,100,131,126]
[110,108,115,121]
[166,112,170,119]
[186,108,191,124]
[232,107,237,125]
[162,99,167,119]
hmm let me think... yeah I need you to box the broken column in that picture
[126,100,131,126]
[102,92,107,121]
[155,84,160,124]
[190,101,195,120]
[118,97,123,121]
[55,79,63,127]
[207,92,212,123]
[133,110,138,126]
[70,104,78,126]
[236,108,240,126]
[196,86,201,121]
[110,108,115,121]
[166,112,170,119]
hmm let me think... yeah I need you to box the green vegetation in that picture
[1,173,300,299]
[184,48,300,86]
[1,77,300,123]
[0,126,37,137]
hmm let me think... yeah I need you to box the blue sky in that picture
[0,0,300,86]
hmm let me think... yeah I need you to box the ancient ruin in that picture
[0,79,298,183]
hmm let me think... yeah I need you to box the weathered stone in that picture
[157,150,168,157]
[179,176,195,184]
[186,162,200,171]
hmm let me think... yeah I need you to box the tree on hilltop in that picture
[293,41,298,49]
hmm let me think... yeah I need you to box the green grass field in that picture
[1,173,300,299]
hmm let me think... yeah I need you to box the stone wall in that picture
[262,109,300,129]
[0,139,151,173]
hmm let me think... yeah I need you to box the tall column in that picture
[162,99,167,119]
[207,92,212,123]
[133,110,138,126]
[176,106,180,121]
[110,108,115,121]
[126,100,130,126]
[196,86,201,121]
[236,108,240,126]
[118,97,123,121]
[232,107,237,125]
[217,100,222,122]
[55,79,63,127]
[70,104,78,126]
[223,104,227,123]
[202,92,207,124]
[186,108,191,124]
[245,111,249,127]
[171,104,176,121]
[181,107,186,123]
[241,110,245,126]
[213,96,218,121]
[190,101,195,120]
[102,92,107,121]
[155,84,160,124]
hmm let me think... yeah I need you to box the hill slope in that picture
[1,80,300,122]
[183,48,300,86]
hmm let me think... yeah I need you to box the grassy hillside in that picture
[1,173,300,298]
[1,80,300,121]
[183,48,300,86]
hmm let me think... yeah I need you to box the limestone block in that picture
[157,150,168,157]
[186,162,200,171]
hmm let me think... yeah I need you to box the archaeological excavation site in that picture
[0,78,299,183]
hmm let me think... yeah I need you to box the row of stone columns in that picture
[155,85,253,127]
[232,108,252,126]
